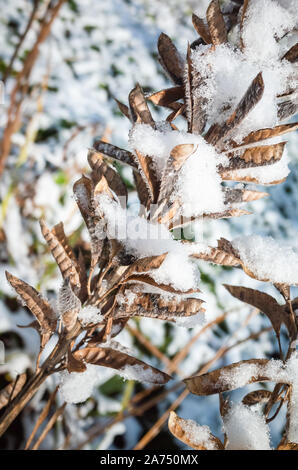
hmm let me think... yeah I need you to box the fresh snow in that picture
[191,0,296,143]
[224,403,271,450]
[232,235,298,284]
[130,124,227,217]
[78,306,103,326]
[118,363,164,383]
[175,418,219,450]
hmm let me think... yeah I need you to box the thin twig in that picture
[31,402,66,450]
[25,386,59,450]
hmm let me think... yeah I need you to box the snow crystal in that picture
[78,306,103,326]
[59,364,100,404]
[116,289,138,307]
[118,364,163,383]
[232,235,298,284]
[176,417,218,450]
[220,362,261,391]
[175,144,226,217]
[58,281,81,317]
[150,249,199,291]
[100,340,134,356]
[242,0,295,63]
[224,403,271,450]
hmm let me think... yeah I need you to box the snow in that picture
[57,281,81,318]
[130,124,227,217]
[150,250,199,291]
[218,354,298,444]
[227,150,290,184]
[97,195,201,291]
[224,403,271,450]
[220,362,261,390]
[191,0,296,143]
[118,363,164,384]
[174,416,218,450]
[78,306,103,326]
[232,235,298,284]
[175,144,226,217]
[59,364,108,404]
[242,0,295,63]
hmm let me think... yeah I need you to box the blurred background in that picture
[0,0,297,450]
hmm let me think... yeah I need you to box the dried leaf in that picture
[6,272,57,334]
[274,283,290,302]
[184,359,270,396]
[206,73,264,145]
[115,291,204,320]
[158,144,196,206]
[134,149,160,203]
[123,253,167,277]
[224,188,268,204]
[206,0,227,45]
[192,13,212,44]
[58,279,81,332]
[229,142,286,165]
[240,0,250,49]
[157,200,181,226]
[73,175,93,226]
[73,347,172,384]
[219,393,231,419]
[277,441,298,450]
[122,273,199,295]
[67,347,87,373]
[223,284,295,340]
[88,150,128,199]
[115,99,131,120]
[92,141,137,169]
[242,389,274,406]
[192,70,208,134]
[148,86,184,107]
[0,374,27,411]
[240,123,298,145]
[168,411,224,450]
[185,44,194,132]
[282,43,298,63]
[191,247,240,267]
[73,175,104,274]
[220,168,286,185]
[206,208,251,219]
[40,220,81,296]
[157,33,185,86]
[166,103,186,122]
[217,237,239,256]
[278,99,298,121]
[133,169,151,209]
[129,84,155,126]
